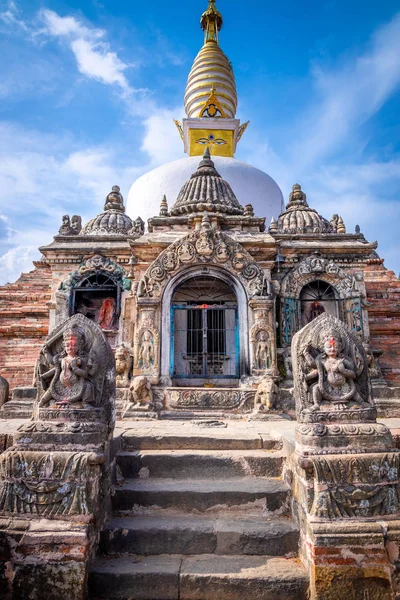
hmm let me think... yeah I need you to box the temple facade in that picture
[0,1,400,598]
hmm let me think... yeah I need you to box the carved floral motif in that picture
[166,389,253,411]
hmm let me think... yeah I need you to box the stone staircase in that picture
[88,424,309,600]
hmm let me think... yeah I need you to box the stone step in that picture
[116,449,285,479]
[112,477,289,514]
[88,554,309,600]
[121,430,281,452]
[100,514,299,556]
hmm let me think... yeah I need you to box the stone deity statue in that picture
[115,344,132,388]
[129,376,153,409]
[139,331,155,369]
[39,324,95,407]
[255,331,271,371]
[303,334,364,412]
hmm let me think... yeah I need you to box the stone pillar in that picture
[248,298,278,377]
[291,313,400,599]
[0,314,115,599]
[133,299,160,382]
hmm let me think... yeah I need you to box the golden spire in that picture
[175,0,249,158]
[200,0,223,44]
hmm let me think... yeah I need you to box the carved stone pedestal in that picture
[0,314,115,599]
[291,314,400,599]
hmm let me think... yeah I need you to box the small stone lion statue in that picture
[254,376,280,412]
[115,344,132,388]
[129,376,153,410]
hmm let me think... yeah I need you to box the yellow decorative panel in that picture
[189,129,234,157]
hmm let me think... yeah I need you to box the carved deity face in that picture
[258,331,268,343]
[324,336,340,358]
[64,334,79,357]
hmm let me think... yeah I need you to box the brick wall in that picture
[0,267,52,390]
[365,265,400,384]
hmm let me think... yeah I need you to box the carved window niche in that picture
[279,256,365,347]
[71,272,121,332]
[300,280,338,325]
[57,255,130,345]
[171,276,239,381]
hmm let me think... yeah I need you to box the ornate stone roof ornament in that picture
[269,216,278,234]
[159,195,168,216]
[276,183,333,234]
[81,185,134,236]
[104,185,125,212]
[58,214,82,236]
[169,148,244,216]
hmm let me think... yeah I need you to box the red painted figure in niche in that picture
[310,301,325,322]
[99,297,117,330]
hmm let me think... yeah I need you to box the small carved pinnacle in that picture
[159,195,168,217]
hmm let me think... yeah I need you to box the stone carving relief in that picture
[363,341,384,380]
[58,214,82,236]
[292,314,371,421]
[38,322,95,409]
[251,328,272,372]
[60,254,130,292]
[0,313,115,523]
[0,450,102,516]
[254,376,280,412]
[133,308,160,377]
[165,389,254,412]
[281,254,361,300]
[36,313,115,425]
[115,343,133,388]
[249,301,276,375]
[129,216,145,237]
[292,313,397,526]
[137,214,267,300]
[310,453,400,519]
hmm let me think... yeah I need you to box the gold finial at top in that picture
[200,0,223,44]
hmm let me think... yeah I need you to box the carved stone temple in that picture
[0,2,400,599]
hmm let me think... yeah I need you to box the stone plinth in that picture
[0,314,115,599]
[291,313,400,599]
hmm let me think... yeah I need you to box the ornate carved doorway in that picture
[171,276,239,379]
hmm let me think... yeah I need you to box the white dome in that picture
[127,156,283,225]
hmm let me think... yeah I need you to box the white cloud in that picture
[293,13,400,167]
[140,106,185,165]
[39,9,131,92]
[0,1,28,31]
[70,38,129,89]
[40,9,103,39]
[0,245,39,285]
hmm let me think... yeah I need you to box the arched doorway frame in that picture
[161,265,250,383]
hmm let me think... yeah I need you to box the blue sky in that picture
[0,0,399,284]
